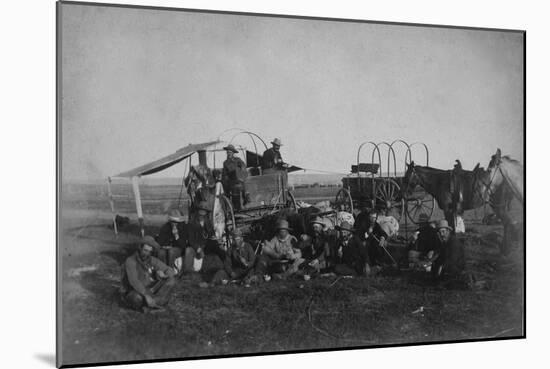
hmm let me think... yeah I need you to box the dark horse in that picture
[184,164,219,214]
[403,161,486,230]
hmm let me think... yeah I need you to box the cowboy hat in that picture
[142,235,160,249]
[231,228,243,238]
[336,221,354,232]
[168,209,185,223]
[436,219,453,231]
[310,216,325,226]
[223,144,239,153]
[275,219,291,231]
[271,138,283,146]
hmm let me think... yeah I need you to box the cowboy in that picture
[332,221,369,276]
[228,229,256,278]
[409,213,439,256]
[262,138,288,172]
[222,144,248,210]
[355,209,389,266]
[431,220,465,280]
[184,203,215,275]
[155,209,188,273]
[121,236,176,312]
[299,216,329,277]
[255,219,303,279]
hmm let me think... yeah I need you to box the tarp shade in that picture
[113,140,220,178]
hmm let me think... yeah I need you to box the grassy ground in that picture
[59,205,524,366]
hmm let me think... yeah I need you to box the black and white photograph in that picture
[56,1,525,367]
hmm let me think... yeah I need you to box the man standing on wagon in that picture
[262,138,288,172]
[222,144,248,210]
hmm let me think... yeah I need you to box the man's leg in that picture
[124,290,145,311]
[151,277,176,306]
[167,247,182,269]
[184,247,197,273]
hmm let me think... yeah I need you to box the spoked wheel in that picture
[405,186,435,224]
[335,188,354,214]
[286,189,298,211]
[214,194,236,236]
[375,179,404,222]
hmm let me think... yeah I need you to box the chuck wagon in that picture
[209,131,302,235]
[334,140,435,225]
[107,129,302,238]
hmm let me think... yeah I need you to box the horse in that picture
[184,164,218,212]
[477,148,523,204]
[473,149,524,254]
[403,161,485,230]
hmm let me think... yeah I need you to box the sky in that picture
[60,3,524,181]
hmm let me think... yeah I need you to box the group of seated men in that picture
[120,202,465,313]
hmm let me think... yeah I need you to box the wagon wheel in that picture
[375,179,404,222]
[286,189,298,211]
[405,186,435,224]
[215,194,236,235]
[334,188,354,214]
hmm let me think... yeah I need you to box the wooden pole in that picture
[131,176,145,237]
[106,177,118,236]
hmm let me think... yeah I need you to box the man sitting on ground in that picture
[431,220,466,282]
[331,221,369,276]
[121,236,176,313]
[255,219,303,279]
[228,229,257,283]
[409,214,439,261]
[184,203,215,277]
[298,216,329,278]
[356,209,389,267]
[155,209,188,274]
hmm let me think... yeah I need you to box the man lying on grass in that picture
[120,236,176,313]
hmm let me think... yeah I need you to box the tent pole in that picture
[106,177,118,236]
[132,176,145,237]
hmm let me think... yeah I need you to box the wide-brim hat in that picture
[336,221,354,232]
[275,219,291,231]
[271,138,283,146]
[223,144,239,153]
[231,228,243,238]
[142,235,160,249]
[168,209,185,223]
[436,219,453,231]
[310,216,325,226]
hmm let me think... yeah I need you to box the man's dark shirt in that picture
[301,232,327,261]
[262,148,283,170]
[415,225,439,254]
[222,157,248,188]
[187,218,215,252]
[354,212,388,241]
[335,235,368,274]
[156,222,188,249]
[434,235,465,276]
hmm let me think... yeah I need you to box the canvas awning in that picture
[112,140,220,178]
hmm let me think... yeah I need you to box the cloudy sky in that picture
[60,3,524,181]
